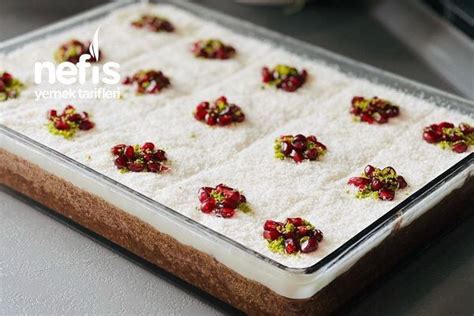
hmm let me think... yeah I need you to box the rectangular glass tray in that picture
[1,0,473,300]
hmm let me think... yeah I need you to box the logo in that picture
[34,27,121,100]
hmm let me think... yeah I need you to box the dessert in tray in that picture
[0,2,473,315]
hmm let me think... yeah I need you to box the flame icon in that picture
[89,26,101,62]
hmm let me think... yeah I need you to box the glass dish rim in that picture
[0,0,473,276]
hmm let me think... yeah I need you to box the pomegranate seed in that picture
[217,114,233,126]
[198,188,211,202]
[314,229,323,242]
[200,198,215,213]
[146,162,161,173]
[371,179,383,191]
[297,226,310,236]
[112,144,126,155]
[263,229,280,241]
[306,135,317,143]
[280,141,293,156]
[285,238,298,254]
[293,134,307,144]
[291,150,303,163]
[264,220,281,231]
[262,67,273,83]
[287,217,303,226]
[54,120,69,130]
[348,177,369,189]
[218,208,235,218]
[292,141,305,151]
[459,123,472,134]
[141,142,155,152]
[304,148,318,161]
[68,113,82,122]
[240,194,247,203]
[114,156,127,169]
[315,141,327,151]
[78,120,94,130]
[423,131,439,143]
[439,122,454,129]
[379,189,395,201]
[300,236,318,253]
[2,72,13,85]
[127,162,144,172]
[452,141,468,153]
[397,176,407,189]
[364,165,375,177]
[124,146,135,159]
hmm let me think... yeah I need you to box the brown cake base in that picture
[1,148,473,315]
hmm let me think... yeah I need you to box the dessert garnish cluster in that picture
[55,39,99,64]
[274,134,327,163]
[123,70,171,94]
[47,105,95,139]
[131,14,175,33]
[191,39,236,59]
[198,184,251,218]
[422,122,473,153]
[350,96,400,124]
[111,142,169,173]
[348,165,407,201]
[194,96,245,126]
[263,218,323,254]
[262,64,307,92]
[0,71,24,102]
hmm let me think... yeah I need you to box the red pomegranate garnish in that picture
[348,165,407,201]
[47,105,95,139]
[350,96,400,124]
[111,142,169,173]
[422,122,473,153]
[194,96,245,126]
[263,217,323,255]
[191,39,236,60]
[0,71,24,101]
[274,134,327,163]
[197,184,250,218]
[123,70,171,94]
[54,39,100,64]
[131,14,174,33]
[261,64,307,92]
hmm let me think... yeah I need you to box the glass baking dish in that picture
[1,0,473,306]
